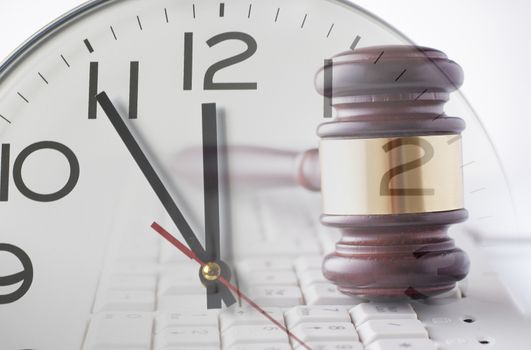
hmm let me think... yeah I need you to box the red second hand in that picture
[150,222,312,350]
[151,222,203,264]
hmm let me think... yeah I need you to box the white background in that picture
[0,0,530,315]
[0,0,529,230]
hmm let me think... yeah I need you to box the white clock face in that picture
[0,0,515,348]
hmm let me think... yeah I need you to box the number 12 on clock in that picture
[183,31,258,91]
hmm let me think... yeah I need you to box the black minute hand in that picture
[201,103,236,308]
[96,92,207,260]
[202,103,221,264]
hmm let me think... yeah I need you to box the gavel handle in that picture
[173,146,321,191]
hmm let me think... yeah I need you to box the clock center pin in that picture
[202,262,222,281]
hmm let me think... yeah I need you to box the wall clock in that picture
[0,0,516,349]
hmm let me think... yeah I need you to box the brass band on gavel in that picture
[320,134,464,216]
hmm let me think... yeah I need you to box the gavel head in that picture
[315,46,470,299]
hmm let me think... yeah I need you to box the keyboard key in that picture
[94,290,155,312]
[422,285,462,304]
[158,295,207,311]
[297,270,327,288]
[157,347,218,350]
[160,243,196,264]
[246,286,303,307]
[109,262,158,274]
[307,342,364,350]
[349,302,417,327]
[261,207,314,238]
[239,270,298,288]
[285,306,350,328]
[303,283,363,306]
[158,280,204,296]
[220,307,284,332]
[294,256,323,273]
[229,344,292,350]
[158,271,205,296]
[236,258,294,273]
[222,324,289,349]
[102,273,157,292]
[366,338,437,350]
[236,238,321,258]
[83,312,152,350]
[113,245,159,263]
[159,261,199,274]
[259,196,315,238]
[289,322,359,348]
[156,311,219,331]
[155,326,220,348]
[356,319,428,345]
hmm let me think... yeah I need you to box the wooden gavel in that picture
[316,46,469,299]
[176,46,470,299]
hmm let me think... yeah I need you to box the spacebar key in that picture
[83,312,153,349]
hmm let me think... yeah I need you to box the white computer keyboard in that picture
[82,188,531,350]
